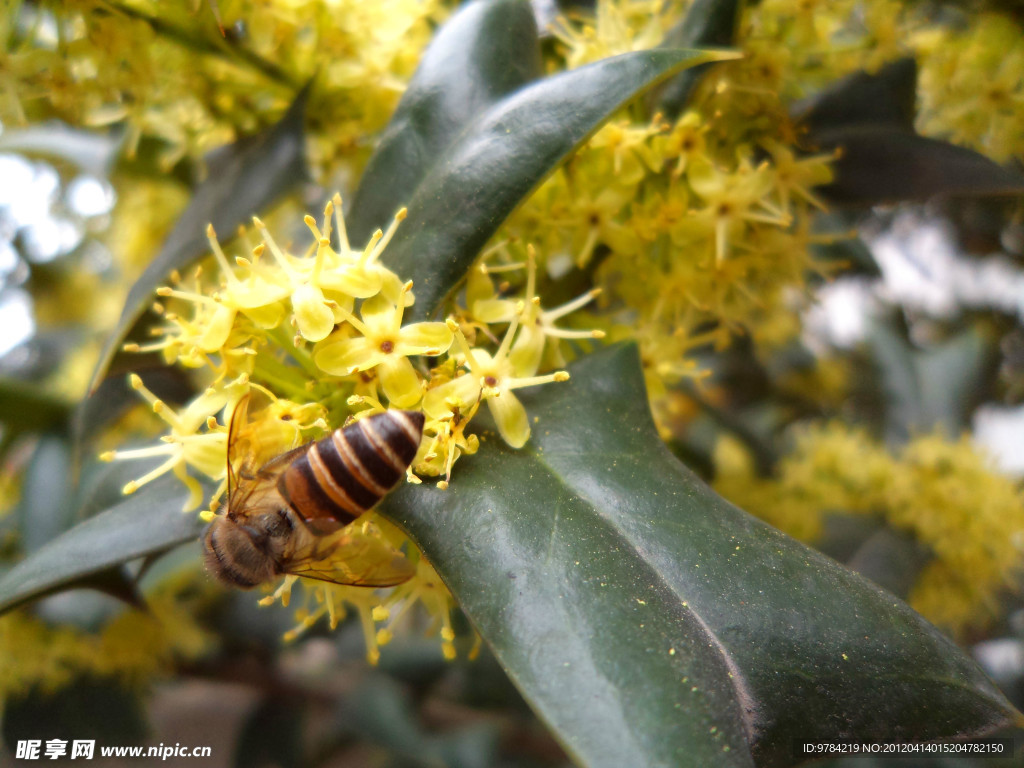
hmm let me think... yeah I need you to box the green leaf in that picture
[346,0,541,245]
[86,87,308,396]
[16,436,74,554]
[383,48,732,321]
[652,0,744,120]
[0,475,207,616]
[381,343,1018,768]
[794,57,918,134]
[846,528,931,600]
[815,126,1024,205]
[867,320,996,445]
[0,378,72,434]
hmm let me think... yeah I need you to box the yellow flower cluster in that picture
[714,423,1024,636]
[496,0,862,430]
[914,13,1024,162]
[0,573,211,706]
[108,198,585,659]
[2,0,443,173]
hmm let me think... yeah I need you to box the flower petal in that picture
[378,355,422,408]
[360,293,399,337]
[319,266,383,299]
[486,389,530,449]
[314,335,385,375]
[423,374,481,420]
[395,321,454,357]
[472,298,517,324]
[227,276,290,309]
[241,301,286,329]
[199,304,235,352]
[509,324,544,378]
[292,284,335,342]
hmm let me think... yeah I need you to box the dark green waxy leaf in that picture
[86,87,308,395]
[381,343,1018,768]
[793,57,918,134]
[383,48,731,321]
[0,474,208,616]
[867,320,997,445]
[0,378,72,434]
[815,126,1024,205]
[16,437,74,554]
[846,528,932,600]
[653,0,744,120]
[347,0,542,245]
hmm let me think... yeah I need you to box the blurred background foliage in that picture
[1,0,1024,765]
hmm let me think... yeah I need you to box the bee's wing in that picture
[282,530,416,588]
[227,391,308,511]
[225,393,252,499]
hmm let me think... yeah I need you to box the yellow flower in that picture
[314,285,453,408]
[685,155,789,265]
[102,376,243,510]
[470,246,605,376]
[424,312,569,449]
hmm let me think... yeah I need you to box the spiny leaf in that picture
[382,48,734,321]
[0,475,207,616]
[347,0,541,245]
[381,343,1018,768]
[653,0,744,120]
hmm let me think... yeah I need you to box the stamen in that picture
[332,304,372,337]
[544,327,606,339]
[446,319,483,372]
[369,207,407,263]
[544,288,602,321]
[506,371,570,390]
[253,216,298,279]
[206,224,240,286]
[361,229,383,265]
[495,300,525,361]
[332,193,352,260]
[393,281,412,333]
[122,454,180,494]
[303,214,322,241]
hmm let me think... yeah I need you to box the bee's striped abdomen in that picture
[279,410,424,525]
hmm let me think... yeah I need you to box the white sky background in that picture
[804,209,1024,476]
[0,148,115,357]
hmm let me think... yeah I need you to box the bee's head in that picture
[202,510,292,589]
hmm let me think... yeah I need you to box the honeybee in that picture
[202,395,423,590]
